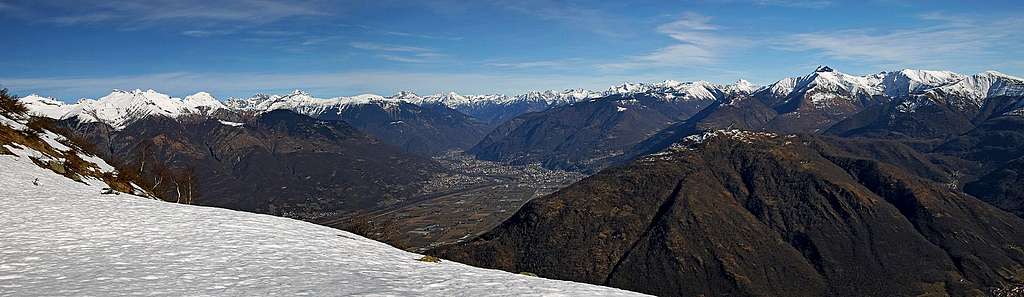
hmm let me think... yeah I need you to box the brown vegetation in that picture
[111,141,201,204]
[0,88,158,197]
[415,255,441,263]
[0,89,28,115]
[341,213,414,250]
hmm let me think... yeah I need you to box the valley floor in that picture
[0,154,643,296]
[318,151,584,251]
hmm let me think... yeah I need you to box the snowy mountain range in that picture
[18,68,1024,131]
[20,89,228,129]
[755,67,1024,111]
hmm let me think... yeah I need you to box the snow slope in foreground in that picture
[0,154,645,296]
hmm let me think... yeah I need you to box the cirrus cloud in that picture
[600,12,749,69]
[780,12,1024,69]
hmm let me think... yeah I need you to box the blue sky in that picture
[1,0,1022,100]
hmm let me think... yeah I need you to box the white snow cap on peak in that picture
[881,69,964,98]
[183,92,228,113]
[20,89,230,129]
[725,79,757,94]
[390,91,422,100]
[19,68,1024,129]
[981,70,1024,81]
[755,67,1024,110]
[19,94,73,119]
[926,70,1024,107]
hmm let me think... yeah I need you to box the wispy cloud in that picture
[601,12,746,69]
[181,29,235,38]
[780,13,1024,68]
[485,58,583,69]
[377,55,436,63]
[294,35,341,46]
[382,31,463,41]
[47,13,117,25]
[493,0,626,37]
[707,0,834,9]
[349,41,446,63]
[5,0,329,28]
[747,0,833,8]
[349,42,431,53]
[249,30,304,37]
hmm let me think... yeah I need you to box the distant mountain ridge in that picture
[16,78,761,128]
[471,67,1024,172]
[593,68,1024,172]
[469,80,739,172]
[20,68,1021,124]
[20,89,229,129]
[19,68,1024,159]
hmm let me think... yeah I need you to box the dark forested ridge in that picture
[438,132,1024,296]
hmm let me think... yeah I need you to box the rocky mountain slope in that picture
[227,91,489,155]
[466,67,994,172]
[622,68,1024,169]
[827,71,1024,139]
[934,115,1024,218]
[22,89,490,156]
[438,130,1024,296]
[60,109,445,219]
[470,80,742,172]
[413,90,601,126]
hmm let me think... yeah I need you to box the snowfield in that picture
[0,154,645,296]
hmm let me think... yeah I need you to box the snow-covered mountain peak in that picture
[606,80,723,102]
[21,89,233,129]
[981,70,1024,82]
[227,90,415,117]
[64,89,192,128]
[607,82,651,94]
[516,89,598,105]
[656,80,687,88]
[183,92,228,114]
[339,94,399,107]
[443,91,471,102]
[187,91,214,98]
[422,91,506,107]
[760,67,1017,106]
[881,69,965,97]
[724,79,757,94]
[389,91,423,101]
[896,69,962,80]
[762,67,883,101]
[19,94,62,105]
[18,94,71,119]
[925,70,1024,108]
[20,68,1024,129]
